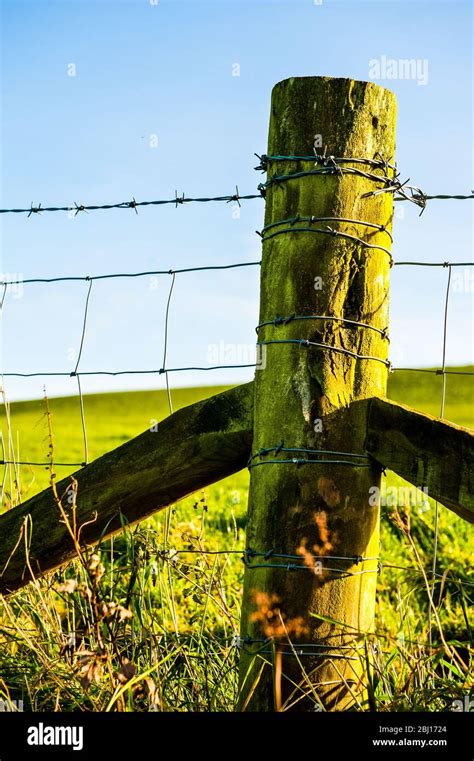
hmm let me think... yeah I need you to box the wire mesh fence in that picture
[0,151,472,655]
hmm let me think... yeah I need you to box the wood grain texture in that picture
[366,396,474,523]
[238,76,397,711]
[0,383,253,595]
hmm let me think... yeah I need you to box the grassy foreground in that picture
[0,369,472,711]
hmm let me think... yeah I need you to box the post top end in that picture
[272,75,396,101]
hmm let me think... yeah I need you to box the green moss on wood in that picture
[238,76,397,712]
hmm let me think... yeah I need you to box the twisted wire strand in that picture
[257,338,391,368]
[391,368,474,376]
[256,314,389,339]
[0,261,262,286]
[248,458,372,469]
[0,459,86,467]
[259,223,393,261]
[244,549,379,563]
[261,214,393,242]
[255,152,397,173]
[259,165,395,192]
[256,154,473,211]
[249,445,370,462]
[0,190,263,215]
[1,260,472,289]
[394,261,474,267]
[151,547,474,589]
[2,364,258,378]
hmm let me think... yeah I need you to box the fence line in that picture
[0,188,263,215]
[1,255,473,468]
[163,272,176,415]
[0,157,472,659]
[1,259,473,288]
[103,544,474,591]
[428,263,453,644]
[0,151,472,217]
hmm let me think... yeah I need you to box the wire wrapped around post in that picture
[238,75,397,712]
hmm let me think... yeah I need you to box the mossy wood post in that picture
[238,76,396,711]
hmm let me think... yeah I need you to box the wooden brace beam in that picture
[1,387,471,596]
[0,382,254,595]
[366,397,474,523]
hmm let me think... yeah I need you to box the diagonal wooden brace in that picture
[0,383,253,595]
[366,397,474,524]
[1,384,472,597]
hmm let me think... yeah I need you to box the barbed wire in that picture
[239,640,361,659]
[258,217,393,262]
[151,545,474,591]
[0,153,471,218]
[396,192,474,203]
[0,188,263,216]
[260,215,394,242]
[254,152,398,173]
[254,152,474,213]
[259,166,397,192]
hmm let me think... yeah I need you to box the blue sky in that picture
[1,0,472,401]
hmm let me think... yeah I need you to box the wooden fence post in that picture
[238,76,397,711]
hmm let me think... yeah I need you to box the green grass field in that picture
[0,369,472,711]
